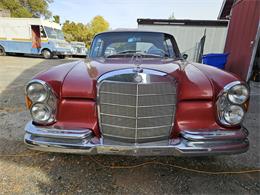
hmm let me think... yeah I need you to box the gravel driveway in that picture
[0,56,259,194]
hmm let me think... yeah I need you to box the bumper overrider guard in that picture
[24,121,249,156]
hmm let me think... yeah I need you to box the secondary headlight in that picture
[228,84,249,104]
[223,105,244,125]
[25,80,57,125]
[30,103,51,123]
[26,81,48,102]
[217,81,249,126]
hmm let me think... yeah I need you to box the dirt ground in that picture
[0,55,259,195]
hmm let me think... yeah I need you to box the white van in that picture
[0,17,72,59]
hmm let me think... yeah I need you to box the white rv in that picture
[0,17,72,58]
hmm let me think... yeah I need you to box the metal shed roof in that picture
[137,19,228,27]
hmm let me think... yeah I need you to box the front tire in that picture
[0,46,6,56]
[42,49,53,59]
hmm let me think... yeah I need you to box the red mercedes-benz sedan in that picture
[24,31,249,156]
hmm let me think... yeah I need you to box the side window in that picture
[164,38,175,58]
[92,38,104,57]
[40,26,47,38]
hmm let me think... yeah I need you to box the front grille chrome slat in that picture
[100,102,175,108]
[101,113,173,119]
[98,70,177,143]
[100,91,176,96]
[102,123,172,130]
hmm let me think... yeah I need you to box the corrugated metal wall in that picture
[138,24,227,62]
[224,0,260,80]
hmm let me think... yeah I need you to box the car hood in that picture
[60,58,213,100]
[35,58,239,101]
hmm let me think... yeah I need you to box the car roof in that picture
[95,29,172,37]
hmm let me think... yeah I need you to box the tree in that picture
[88,15,109,35]
[53,15,60,23]
[62,21,89,43]
[62,16,109,48]
[0,0,53,18]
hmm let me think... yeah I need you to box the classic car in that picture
[70,41,87,57]
[24,30,250,156]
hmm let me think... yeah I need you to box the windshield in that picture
[89,32,179,59]
[44,26,65,40]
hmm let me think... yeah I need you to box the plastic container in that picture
[202,53,229,69]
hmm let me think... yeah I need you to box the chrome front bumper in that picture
[24,122,249,156]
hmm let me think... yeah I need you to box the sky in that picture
[49,0,224,29]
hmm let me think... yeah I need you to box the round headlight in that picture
[26,82,48,102]
[228,84,249,104]
[223,105,244,125]
[31,103,51,123]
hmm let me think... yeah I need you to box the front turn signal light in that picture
[25,96,32,109]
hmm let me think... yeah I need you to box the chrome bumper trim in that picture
[25,122,92,139]
[24,122,249,156]
[181,128,248,141]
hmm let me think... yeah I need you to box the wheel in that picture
[58,55,66,59]
[0,46,6,56]
[42,49,53,59]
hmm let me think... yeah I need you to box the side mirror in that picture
[182,53,188,60]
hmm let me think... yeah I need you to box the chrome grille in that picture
[98,69,177,143]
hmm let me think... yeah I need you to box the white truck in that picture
[0,17,72,59]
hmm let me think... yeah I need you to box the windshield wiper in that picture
[116,50,141,54]
[106,52,163,59]
[106,50,142,58]
[106,51,168,58]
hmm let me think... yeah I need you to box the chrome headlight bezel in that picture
[30,103,52,124]
[25,80,50,102]
[227,84,249,104]
[223,104,245,125]
[217,81,249,126]
[25,79,57,125]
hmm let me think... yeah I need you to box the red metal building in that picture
[220,0,260,81]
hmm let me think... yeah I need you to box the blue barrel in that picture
[202,53,229,69]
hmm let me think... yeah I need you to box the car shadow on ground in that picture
[5,53,56,59]
[5,53,84,60]
[0,57,259,194]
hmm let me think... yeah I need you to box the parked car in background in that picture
[70,41,87,57]
[0,17,72,59]
[24,30,250,156]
